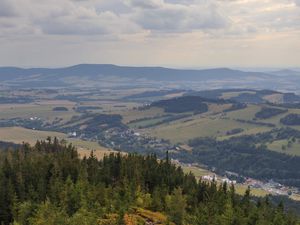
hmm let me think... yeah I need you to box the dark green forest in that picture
[281,114,300,125]
[186,135,300,188]
[0,139,298,225]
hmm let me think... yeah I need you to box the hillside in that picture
[117,91,300,190]
[0,141,298,225]
[1,64,300,91]
[0,64,271,82]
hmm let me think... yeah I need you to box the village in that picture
[176,160,300,199]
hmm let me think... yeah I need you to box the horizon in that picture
[0,63,300,72]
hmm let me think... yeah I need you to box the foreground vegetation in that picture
[0,139,298,225]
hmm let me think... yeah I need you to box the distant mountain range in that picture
[0,64,299,91]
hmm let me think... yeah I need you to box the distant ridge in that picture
[2,64,299,91]
[0,64,272,82]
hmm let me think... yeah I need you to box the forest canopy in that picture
[0,139,298,225]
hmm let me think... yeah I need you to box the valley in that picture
[2,80,300,209]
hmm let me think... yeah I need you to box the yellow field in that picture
[290,194,300,201]
[0,127,115,159]
[182,166,214,179]
[0,100,77,122]
[207,103,232,114]
[262,94,284,103]
[121,107,165,124]
[221,91,256,99]
[235,184,269,197]
[0,127,67,145]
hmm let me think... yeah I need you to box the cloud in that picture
[128,0,229,32]
[127,0,163,9]
[294,0,300,6]
[0,0,139,36]
[0,0,17,17]
[35,10,136,35]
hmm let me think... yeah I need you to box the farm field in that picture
[0,127,114,156]
[221,91,256,99]
[0,127,67,144]
[0,100,77,122]
[268,140,300,156]
[226,105,262,120]
[121,107,165,124]
[235,184,269,197]
[147,116,266,144]
[181,165,214,179]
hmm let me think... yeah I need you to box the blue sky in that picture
[0,0,299,68]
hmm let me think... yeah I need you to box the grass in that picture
[0,127,116,159]
[128,116,171,128]
[217,126,273,141]
[235,184,269,197]
[0,127,67,145]
[268,139,300,156]
[0,100,77,123]
[226,104,262,120]
[221,91,256,99]
[262,93,283,103]
[207,103,232,114]
[181,166,214,179]
[148,116,264,144]
[263,108,300,126]
[121,107,165,124]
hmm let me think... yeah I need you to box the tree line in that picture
[0,138,298,225]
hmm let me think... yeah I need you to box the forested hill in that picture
[0,139,298,225]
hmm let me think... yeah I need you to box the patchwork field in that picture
[147,116,267,144]
[0,100,77,123]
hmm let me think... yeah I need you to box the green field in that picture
[147,115,269,144]
[268,139,300,156]
[121,107,165,124]
[226,105,262,120]
[128,116,170,128]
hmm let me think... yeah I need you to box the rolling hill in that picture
[1,64,299,91]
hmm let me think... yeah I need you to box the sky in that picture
[0,0,299,68]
